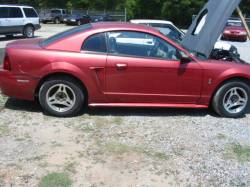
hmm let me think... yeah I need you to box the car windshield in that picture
[40,24,92,46]
[51,10,61,14]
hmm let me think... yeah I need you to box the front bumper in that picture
[222,33,247,40]
[0,69,39,101]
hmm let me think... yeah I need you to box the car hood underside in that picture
[181,0,241,58]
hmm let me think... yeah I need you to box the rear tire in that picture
[54,18,60,24]
[212,81,250,118]
[23,25,34,38]
[5,34,13,38]
[39,76,85,117]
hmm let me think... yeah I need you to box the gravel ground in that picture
[0,96,249,187]
[0,24,250,187]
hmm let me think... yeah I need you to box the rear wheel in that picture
[77,20,81,26]
[54,18,60,24]
[39,76,85,117]
[212,81,250,118]
[23,25,34,38]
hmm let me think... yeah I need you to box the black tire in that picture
[42,21,47,24]
[23,25,34,38]
[39,76,85,117]
[5,34,13,38]
[54,18,60,24]
[212,81,250,118]
[77,20,81,26]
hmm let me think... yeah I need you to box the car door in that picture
[8,7,24,33]
[0,7,10,34]
[105,31,203,104]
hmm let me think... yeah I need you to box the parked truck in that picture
[39,9,68,24]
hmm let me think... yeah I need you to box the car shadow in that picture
[4,98,250,118]
[4,98,210,117]
[4,98,41,113]
[0,35,39,42]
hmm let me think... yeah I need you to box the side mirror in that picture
[178,51,192,64]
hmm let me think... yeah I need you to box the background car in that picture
[0,5,40,38]
[39,8,68,24]
[64,13,91,26]
[91,14,110,22]
[130,19,242,62]
[222,20,247,42]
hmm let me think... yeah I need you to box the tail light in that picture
[3,53,11,71]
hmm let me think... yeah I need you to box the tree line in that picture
[1,0,249,27]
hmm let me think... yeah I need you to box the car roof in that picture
[91,22,159,32]
[130,19,174,25]
[0,4,34,8]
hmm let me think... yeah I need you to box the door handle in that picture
[116,63,128,70]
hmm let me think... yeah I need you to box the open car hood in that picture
[181,0,241,58]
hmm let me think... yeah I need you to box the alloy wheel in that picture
[223,87,248,114]
[46,84,76,113]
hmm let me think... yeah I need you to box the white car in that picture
[130,19,240,61]
[0,5,40,38]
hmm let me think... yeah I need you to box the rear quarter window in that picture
[82,33,107,53]
[23,8,38,18]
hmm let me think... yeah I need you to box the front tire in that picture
[77,20,81,26]
[212,81,250,118]
[39,76,85,117]
[54,18,60,24]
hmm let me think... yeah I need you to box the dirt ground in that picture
[0,95,249,187]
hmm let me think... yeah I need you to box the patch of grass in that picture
[38,172,72,187]
[26,155,46,162]
[226,143,250,162]
[104,141,168,160]
[217,133,227,140]
[64,161,76,174]
[111,116,123,125]
[0,123,9,137]
[80,125,95,133]
[51,141,63,147]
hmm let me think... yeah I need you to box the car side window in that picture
[9,7,23,18]
[82,33,107,53]
[107,31,180,60]
[23,8,38,18]
[0,7,9,18]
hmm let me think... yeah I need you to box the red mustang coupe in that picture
[0,0,249,118]
[222,20,247,42]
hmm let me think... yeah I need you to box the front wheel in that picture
[54,18,60,24]
[39,77,85,117]
[212,81,250,118]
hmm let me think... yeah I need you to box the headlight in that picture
[239,31,247,35]
[71,19,76,22]
[224,30,230,34]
